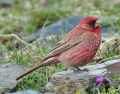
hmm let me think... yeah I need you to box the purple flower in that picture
[95,76,104,85]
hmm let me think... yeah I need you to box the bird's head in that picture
[80,16,101,32]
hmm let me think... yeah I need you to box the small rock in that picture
[0,63,25,93]
[7,90,41,94]
[0,0,14,7]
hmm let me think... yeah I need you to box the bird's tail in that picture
[16,57,59,80]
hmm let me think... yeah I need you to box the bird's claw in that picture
[73,67,89,73]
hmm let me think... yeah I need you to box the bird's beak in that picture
[95,20,101,27]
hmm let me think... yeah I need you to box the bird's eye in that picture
[90,21,96,28]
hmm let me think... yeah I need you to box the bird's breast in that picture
[59,39,100,67]
[87,39,101,50]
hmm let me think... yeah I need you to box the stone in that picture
[26,16,83,42]
[7,90,41,94]
[0,0,14,7]
[44,59,120,94]
[45,70,106,94]
[0,63,25,93]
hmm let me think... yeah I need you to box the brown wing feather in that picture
[42,34,84,61]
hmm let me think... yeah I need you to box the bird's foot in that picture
[73,67,89,73]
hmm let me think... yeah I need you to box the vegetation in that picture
[0,0,120,93]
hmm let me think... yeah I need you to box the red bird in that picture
[16,16,101,80]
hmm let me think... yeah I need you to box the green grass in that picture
[8,45,64,90]
[0,0,120,93]
[16,64,64,90]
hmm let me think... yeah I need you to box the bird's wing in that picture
[42,31,85,61]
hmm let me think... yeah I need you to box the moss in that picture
[75,89,81,94]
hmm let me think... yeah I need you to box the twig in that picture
[0,34,30,46]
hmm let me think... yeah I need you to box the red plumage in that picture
[16,16,101,80]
